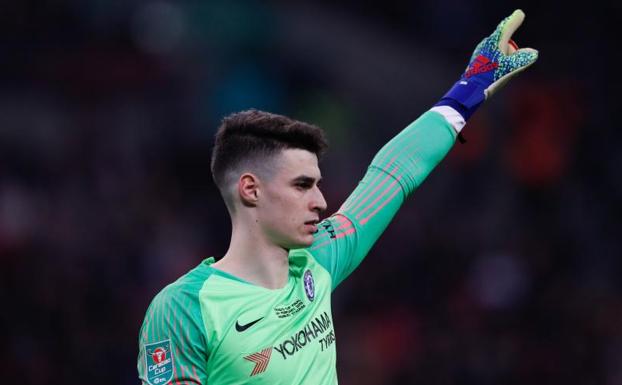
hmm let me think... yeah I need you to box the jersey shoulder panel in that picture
[138,260,216,384]
[148,259,216,321]
[289,247,332,280]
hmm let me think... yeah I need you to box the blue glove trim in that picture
[434,98,471,121]
[434,78,488,121]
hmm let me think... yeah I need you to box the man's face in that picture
[257,148,327,249]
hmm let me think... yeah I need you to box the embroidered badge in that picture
[303,269,315,301]
[144,339,174,385]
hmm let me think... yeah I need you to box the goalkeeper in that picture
[138,10,538,385]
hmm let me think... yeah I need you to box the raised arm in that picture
[305,9,538,289]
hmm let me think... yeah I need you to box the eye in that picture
[295,182,312,190]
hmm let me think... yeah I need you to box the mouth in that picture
[304,219,319,232]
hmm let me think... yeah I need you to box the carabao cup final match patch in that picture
[303,269,315,301]
[144,339,174,385]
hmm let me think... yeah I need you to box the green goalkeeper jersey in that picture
[137,110,457,384]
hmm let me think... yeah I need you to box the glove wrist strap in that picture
[434,78,488,120]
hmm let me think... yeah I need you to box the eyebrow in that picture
[291,175,322,184]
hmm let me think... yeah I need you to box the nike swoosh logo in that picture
[235,317,263,332]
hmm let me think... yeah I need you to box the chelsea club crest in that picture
[303,269,315,301]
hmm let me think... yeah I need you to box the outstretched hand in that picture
[435,9,538,121]
[470,9,539,98]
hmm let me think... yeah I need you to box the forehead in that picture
[273,148,321,179]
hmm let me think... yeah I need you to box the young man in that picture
[138,10,538,385]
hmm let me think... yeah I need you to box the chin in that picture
[285,236,315,250]
[300,237,315,247]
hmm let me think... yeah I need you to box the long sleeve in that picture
[305,110,457,289]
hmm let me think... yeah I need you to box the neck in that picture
[213,215,290,290]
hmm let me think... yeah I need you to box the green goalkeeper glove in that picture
[435,9,539,120]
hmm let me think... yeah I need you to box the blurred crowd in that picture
[1,1,619,384]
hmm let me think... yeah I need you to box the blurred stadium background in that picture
[1,1,619,384]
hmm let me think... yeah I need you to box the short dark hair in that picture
[210,109,328,191]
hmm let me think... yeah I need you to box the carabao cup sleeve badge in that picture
[144,339,174,385]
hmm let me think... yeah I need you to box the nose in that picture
[311,186,327,214]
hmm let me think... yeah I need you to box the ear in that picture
[238,173,260,207]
